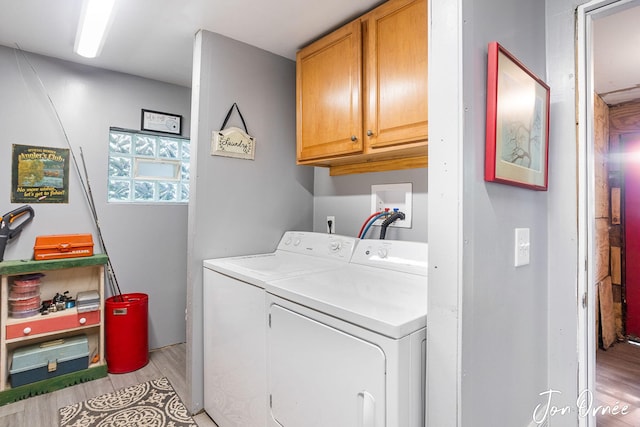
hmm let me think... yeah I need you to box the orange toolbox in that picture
[33,234,94,261]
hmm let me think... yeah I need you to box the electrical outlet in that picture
[327,216,335,234]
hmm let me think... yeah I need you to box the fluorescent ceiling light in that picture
[74,0,116,58]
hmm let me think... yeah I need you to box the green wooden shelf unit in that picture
[0,254,109,406]
[0,365,108,406]
[0,254,109,275]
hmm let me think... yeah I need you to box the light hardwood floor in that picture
[596,341,640,426]
[0,343,218,427]
[2,341,636,426]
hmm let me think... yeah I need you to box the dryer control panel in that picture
[277,231,357,261]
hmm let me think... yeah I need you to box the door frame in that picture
[577,2,640,426]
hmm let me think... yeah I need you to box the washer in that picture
[203,231,357,427]
[265,239,427,427]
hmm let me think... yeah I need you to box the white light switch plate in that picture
[514,228,530,267]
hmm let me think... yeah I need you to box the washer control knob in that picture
[330,241,342,252]
[377,248,389,259]
[284,237,292,245]
[293,238,301,246]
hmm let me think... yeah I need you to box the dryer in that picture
[265,239,427,427]
[203,231,357,427]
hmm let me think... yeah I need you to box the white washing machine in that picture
[203,231,357,427]
[265,239,428,427]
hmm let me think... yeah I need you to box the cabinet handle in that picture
[367,130,374,137]
[351,135,358,142]
[79,317,87,325]
[23,327,31,335]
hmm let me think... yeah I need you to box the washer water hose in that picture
[379,211,405,240]
[360,211,391,239]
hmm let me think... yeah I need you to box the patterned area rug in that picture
[59,377,197,427]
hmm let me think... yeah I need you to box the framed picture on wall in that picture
[141,109,182,135]
[485,41,550,191]
[11,144,70,203]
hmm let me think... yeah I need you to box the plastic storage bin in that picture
[10,335,89,387]
[105,293,148,373]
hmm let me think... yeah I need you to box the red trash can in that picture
[105,293,149,373]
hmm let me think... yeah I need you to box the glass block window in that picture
[108,128,190,203]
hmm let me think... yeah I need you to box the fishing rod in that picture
[14,45,123,300]
[79,147,122,298]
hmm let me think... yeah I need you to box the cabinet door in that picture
[365,0,428,149]
[297,20,363,161]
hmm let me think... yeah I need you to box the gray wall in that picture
[0,45,191,350]
[429,0,551,425]
[428,0,602,425]
[186,30,314,412]
[313,167,427,241]
[461,1,549,425]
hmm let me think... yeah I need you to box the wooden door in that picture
[364,0,428,150]
[624,133,640,337]
[296,20,363,162]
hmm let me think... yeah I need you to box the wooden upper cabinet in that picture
[365,0,428,149]
[297,21,363,162]
[296,0,428,175]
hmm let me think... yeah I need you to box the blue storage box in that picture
[10,335,89,387]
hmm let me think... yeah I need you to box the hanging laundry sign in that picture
[211,103,256,160]
[212,127,255,159]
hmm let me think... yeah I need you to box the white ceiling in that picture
[0,0,638,105]
[593,3,640,105]
[0,0,382,88]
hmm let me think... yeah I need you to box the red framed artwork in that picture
[485,42,550,191]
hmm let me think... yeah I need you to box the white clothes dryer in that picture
[203,231,357,427]
[265,239,428,427]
